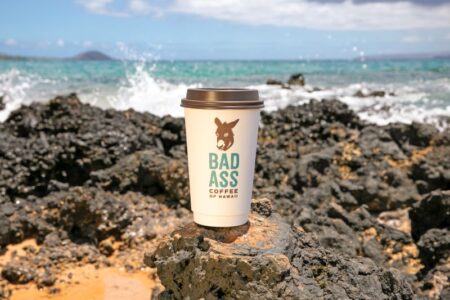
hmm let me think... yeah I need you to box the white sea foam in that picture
[1,63,449,130]
[0,69,36,122]
[102,62,200,117]
[248,81,450,130]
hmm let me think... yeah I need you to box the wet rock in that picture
[266,79,283,85]
[266,79,290,89]
[410,191,450,241]
[287,73,305,86]
[353,89,391,98]
[147,199,414,299]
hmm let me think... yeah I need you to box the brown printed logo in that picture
[214,117,239,151]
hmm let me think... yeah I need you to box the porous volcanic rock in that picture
[287,73,305,86]
[1,94,449,298]
[417,228,450,271]
[266,79,283,85]
[0,93,185,201]
[89,149,189,206]
[410,191,450,241]
[146,199,414,299]
[0,281,10,299]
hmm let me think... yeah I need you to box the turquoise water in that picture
[0,59,449,85]
[1,59,449,128]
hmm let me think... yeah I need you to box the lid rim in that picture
[183,88,263,109]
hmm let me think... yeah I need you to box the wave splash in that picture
[0,69,39,122]
[104,61,199,117]
[1,60,449,130]
[252,80,450,130]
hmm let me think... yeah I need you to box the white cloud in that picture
[83,40,94,47]
[129,0,151,14]
[56,39,65,47]
[77,0,450,30]
[78,0,161,17]
[4,38,17,46]
[401,35,422,43]
[170,0,450,30]
[78,0,128,16]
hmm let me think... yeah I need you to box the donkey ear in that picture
[214,117,222,127]
[228,119,239,129]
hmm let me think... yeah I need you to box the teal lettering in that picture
[230,171,238,187]
[219,153,229,169]
[219,171,228,188]
[209,171,218,187]
[209,153,218,169]
[231,153,239,169]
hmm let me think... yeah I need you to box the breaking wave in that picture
[1,61,449,129]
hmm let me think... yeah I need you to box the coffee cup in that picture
[181,88,263,227]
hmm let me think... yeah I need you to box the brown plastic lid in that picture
[181,88,263,109]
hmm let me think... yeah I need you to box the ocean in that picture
[1,59,449,129]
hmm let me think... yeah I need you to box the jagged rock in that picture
[146,199,414,299]
[353,90,387,98]
[417,228,450,270]
[287,73,305,86]
[410,191,450,241]
[0,189,190,289]
[89,149,189,206]
[266,79,283,85]
[0,94,172,200]
[411,147,450,194]
[0,95,4,110]
[386,122,438,149]
[36,269,56,288]
[1,261,36,284]
[1,95,449,298]
[0,281,10,298]
[416,265,450,300]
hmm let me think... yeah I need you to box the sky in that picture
[0,0,450,60]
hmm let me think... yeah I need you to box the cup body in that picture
[184,107,260,227]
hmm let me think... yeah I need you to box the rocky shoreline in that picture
[0,94,449,299]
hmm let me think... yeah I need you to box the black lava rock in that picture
[410,191,450,241]
[147,201,414,299]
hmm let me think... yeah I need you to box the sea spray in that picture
[0,57,449,129]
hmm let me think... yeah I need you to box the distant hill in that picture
[72,51,114,61]
[0,50,114,61]
[0,53,32,61]
[364,51,450,61]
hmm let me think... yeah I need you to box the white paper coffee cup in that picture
[181,88,263,227]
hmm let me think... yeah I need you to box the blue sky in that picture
[1,0,450,59]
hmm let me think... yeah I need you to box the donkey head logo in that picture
[214,117,239,151]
